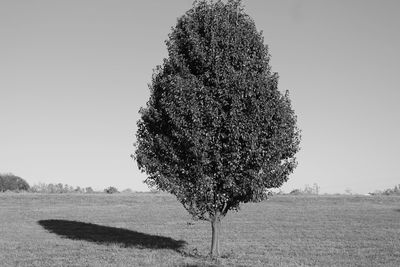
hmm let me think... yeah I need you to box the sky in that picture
[1,0,399,194]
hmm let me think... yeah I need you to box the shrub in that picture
[0,173,30,192]
[85,187,94,193]
[74,186,84,193]
[104,186,119,194]
[290,183,320,195]
[290,189,301,195]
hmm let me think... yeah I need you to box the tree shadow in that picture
[38,219,186,251]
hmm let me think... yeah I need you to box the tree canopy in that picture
[135,0,300,219]
[0,173,30,192]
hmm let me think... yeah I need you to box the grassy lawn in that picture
[0,193,399,266]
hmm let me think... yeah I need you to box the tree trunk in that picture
[210,211,222,257]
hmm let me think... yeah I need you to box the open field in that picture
[0,193,399,266]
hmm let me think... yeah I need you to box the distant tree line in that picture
[0,173,132,194]
[2,172,398,196]
[369,185,400,196]
[29,183,95,194]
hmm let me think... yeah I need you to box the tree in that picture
[134,0,300,257]
[104,186,119,194]
[0,173,30,192]
[85,187,94,193]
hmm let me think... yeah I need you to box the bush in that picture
[0,173,30,192]
[85,187,94,193]
[289,189,301,195]
[74,186,85,193]
[104,186,119,194]
[290,183,320,195]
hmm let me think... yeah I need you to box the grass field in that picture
[0,193,399,266]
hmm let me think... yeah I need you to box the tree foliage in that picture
[0,173,30,192]
[135,0,300,221]
[104,186,119,194]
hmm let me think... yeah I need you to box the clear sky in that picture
[1,0,399,194]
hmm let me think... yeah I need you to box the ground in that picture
[0,192,399,266]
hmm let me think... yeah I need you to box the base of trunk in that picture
[210,211,222,257]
